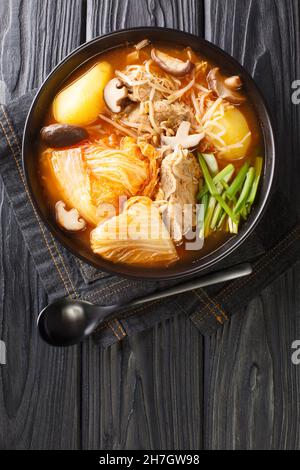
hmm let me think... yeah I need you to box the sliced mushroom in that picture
[41,124,88,148]
[103,78,128,113]
[55,201,86,232]
[134,39,151,51]
[151,49,194,77]
[207,67,246,105]
[224,75,243,90]
[161,121,204,150]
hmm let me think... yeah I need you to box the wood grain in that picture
[0,0,299,451]
[82,315,203,450]
[86,0,203,38]
[0,0,84,449]
[204,0,300,450]
[82,0,205,451]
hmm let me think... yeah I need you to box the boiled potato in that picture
[53,62,113,126]
[209,107,252,160]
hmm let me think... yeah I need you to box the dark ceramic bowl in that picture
[22,27,276,280]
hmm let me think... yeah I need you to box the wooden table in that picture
[0,0,299,450]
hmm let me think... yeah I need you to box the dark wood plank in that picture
[204,0,300,450]
[205,270,300,450]
[83,316,203,450]
[0,0,84,449]
[82,0,204,451]
[86,0,203,38]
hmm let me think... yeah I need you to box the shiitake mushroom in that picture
[41,124,89,148]
[151,49,194,77]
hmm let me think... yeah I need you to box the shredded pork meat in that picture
[159,148,201,242]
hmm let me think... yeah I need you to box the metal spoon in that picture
[37,263,252,347]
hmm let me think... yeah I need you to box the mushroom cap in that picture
[207,67,246,105]
[151,49,194,77]
[103,78,128,114]
[55,201,86,232]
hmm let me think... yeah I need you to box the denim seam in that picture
[120,297,186,320]
[94,297,185,338]
[108,321,121,341]
[1,105,79,298]
[192,225,300,326]
[108,319,126,340]
[192,290,225,325]
[77,258,108,282]
[190,308,211,327]
[92,296,171,338]
[84,278,149,303]
[0,116,73,297]
[220,226,300,304]
[193,288,228,322]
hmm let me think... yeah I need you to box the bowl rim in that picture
[22,26,277,281]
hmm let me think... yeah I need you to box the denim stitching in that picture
[84,278,138,302]
[192,226,300,326]
[213,225,299,301]
[190,308,211,326]
[192,290,225,324]
[94,297,185,338]
[2,105,79,297]
[119,297,186,320]
[115,320,126,338]
[108,321,121,341]
[1,105,79,298]
[77,259,107,282]
[0,116,72,297]
[220,226,300,304]
[109,320,126,340]
[193,287,228,321]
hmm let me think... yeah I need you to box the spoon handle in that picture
[116,263,252,312]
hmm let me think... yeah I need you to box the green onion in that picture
[202,153,219,176]
[226,162,250,201]
[198,154,219,195]
[247,157,263,206]
[198,193,209,239]
[204,196,217,238]
[202,193,209,217]
[240,205,249,220]
[198,164,235,199]
[220,180,230,192]
[234,167,255,215]
[228,215,240,234]
[217,211,227,229]
[211,201,223,230]
[198,154,239,224]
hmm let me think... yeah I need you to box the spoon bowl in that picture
[38,299,116,346]
[37,263,252,347]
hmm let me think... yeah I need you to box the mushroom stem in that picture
[104,78,128,113]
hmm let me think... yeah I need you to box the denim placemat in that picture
[0,90,299,347]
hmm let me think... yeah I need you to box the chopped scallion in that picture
[226,162,250,201]
[247,157,263,206]
[198,154,239,224]
[198,164,235,200]
[234,167,255,215]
